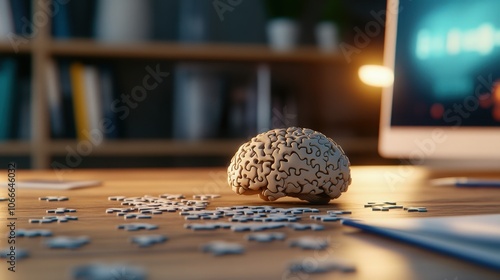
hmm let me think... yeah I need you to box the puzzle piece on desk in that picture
[30,215,78,223]
[229,215,255,222]
[16,229,53,237]
[156,206,178,212]
[193,194,221,200]
[29,218,56,224]
[45,236,90,249]
[326,210,352,215]
[0,197,8,202]
[287,223,325,231]
[405,207,427,212]
[46,207,76,214]
[72,263,147,280]
[0,248,29,259]
[117,223,158,231]
[108,196,126,201]
[231,222,288,232]
[202,241,245,256]
[184,222,232,231]
[246,232,286,242]
[179,210,223,216]
[266,214,300,222]
[43,215,78,223]
[159,194,185,200]
[289,236,329,250]
[309,215,341,222]
[287,258,356,274]
[268,207,319,214]
[106,207,135,214]
[39,196,68,201]
[130,234,168,247]
[139,209,163,215]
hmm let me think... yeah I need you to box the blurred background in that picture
[0,0,395,169]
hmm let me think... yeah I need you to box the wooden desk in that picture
[1,166,499,280]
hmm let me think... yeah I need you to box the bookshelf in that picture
[0,0,378,169]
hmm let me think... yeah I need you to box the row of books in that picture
[0,58,31,141]
[45,60,296,142]
[0,58,297,142]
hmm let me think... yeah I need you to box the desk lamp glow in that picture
[358,65,394,87]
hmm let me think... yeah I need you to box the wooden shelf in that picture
[48,39,345,64]
[0,141,31,155]
[0,40,33,54]
[0,137,378,158]
[48,139,245,157]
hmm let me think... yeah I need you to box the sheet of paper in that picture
[1,180,101,190]
[342,214,500,270]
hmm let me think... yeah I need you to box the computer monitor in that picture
[379,0,500,168]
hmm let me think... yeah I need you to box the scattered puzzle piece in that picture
[117,223,158,231]
[159,194,185,200]
[202,241,245,256]
[46,208,76,214]
[39,196,68,201]
[0,248,29,259]
[246,232,286,242]
[231,222,288,232]
[326,210,352,215]
[130,234,168,247]
[106,208,135,214]
[310,215,341,222]
[287,258,356,274]
[45,236,90,249]
[72,263,147,280]
[0,197,8,202]
[184,222,232,231]
[29,218,55,224]
[405,207,428,212]
[287,223,325,231]
[193,194,221,200]
[16,229,52,237]
[43,215,78,223]
[289,236,329,250]
[108,196,126,201]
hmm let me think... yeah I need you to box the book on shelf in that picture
[0,0,14,40]
[0,58,18,140]
[14,75,31,140]
[69,62,103,142]
[177,0,212,42]
[94,0,152,42]
[99,66,118,139]
[59,61,76,138]
[9,0,32,36]
[51,60,118,140]
[112,61,172,139]
[51,0,96,38]
[51,0,71,39]
[173,63,225,140]
[227,84,258,138]
[46,59,65,138]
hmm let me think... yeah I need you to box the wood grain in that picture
[0,166,499,280]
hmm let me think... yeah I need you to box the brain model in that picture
[227,127,351,204]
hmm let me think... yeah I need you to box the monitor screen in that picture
[390,0,500,127]
[379,0,500,164]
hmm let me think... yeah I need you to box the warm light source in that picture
[358,65,394,87]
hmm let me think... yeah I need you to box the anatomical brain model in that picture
[227,127,351,204]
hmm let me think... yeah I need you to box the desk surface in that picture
[1,166,499,280]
